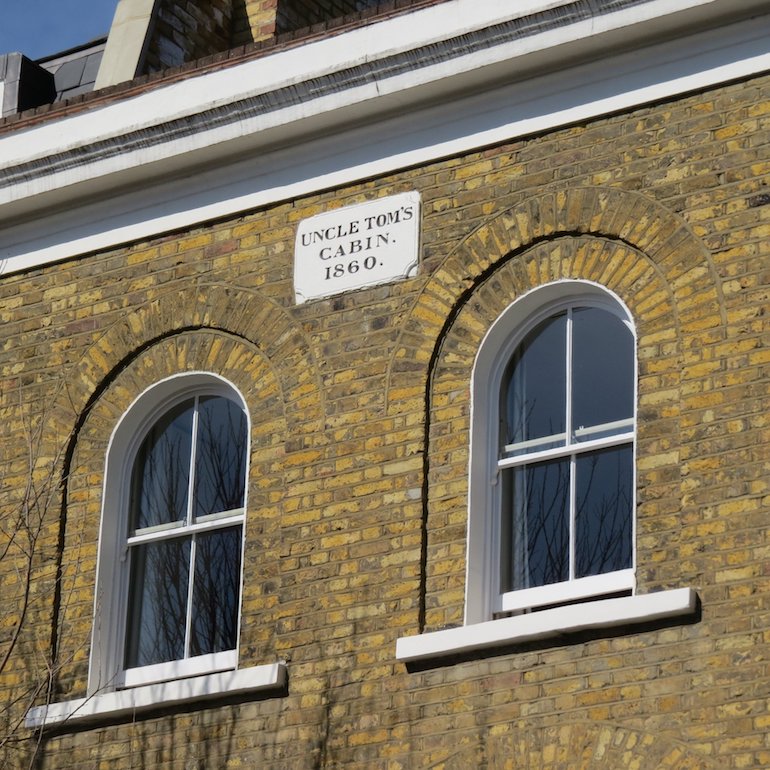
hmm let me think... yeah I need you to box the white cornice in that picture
[0,0,768,275]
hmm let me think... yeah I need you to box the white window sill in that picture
[26,662,286,729]
[396,588,697,664]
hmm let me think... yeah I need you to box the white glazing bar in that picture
[195,507,245,525]
[130,519,186,538]
[187,396,201,527]
[573,417,634,438]
[183,536,197,660]
[497,568,636,614]
[566,308,576,580]
[503,432,567,454]
[183,397,201,660]
[498,431,634,470]
[127,512,244,546]
[565,308,574,448]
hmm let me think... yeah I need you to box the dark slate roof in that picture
[0,38,106,117]
[39,39,106,102]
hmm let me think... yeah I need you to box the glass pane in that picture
[501,312,567,456]
[572,307,634,439]
[129,399,194,533]
[575,444,633,578]
[501,457,570,592]
[193,396,247,520]
[190,526,242,656]
[125,537,191,668]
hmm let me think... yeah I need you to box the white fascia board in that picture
[0,4,769,275]
[25,662,286,729]
[0,0,571,173]
[0,2,597,171]
[0,0,761,202]
[396,588,698,664]
[1,13,768,276]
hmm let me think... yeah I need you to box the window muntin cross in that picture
[124,395,247,677]
[496,304,635,614]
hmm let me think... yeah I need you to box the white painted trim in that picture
[497,569,636,614]
[396,588,697,663]
[1,0,724,173]
[25,662,286,728]
[465,282,637,625]
[120,649,237,689]
[5,4,765,193]
[0,6,769,275]
[89,373,251,698]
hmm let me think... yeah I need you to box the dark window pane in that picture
[501,312,567,454]
[193,396,247,519]
[190,526,242,656]
[575,445,633,578]
[129,399,193,532]
[572,307,634,436]
[501,457,570,592]
[125,537,191,668]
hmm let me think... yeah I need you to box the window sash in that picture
[498,428,634,470]
[119,649,238,689]
[495,303,635,612]
[125,522,244,669]
[497,438,634,603]
[123,393,246,681]
[497,567,636,614]
[127,508,245,546]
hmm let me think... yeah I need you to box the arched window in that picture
[397,280,696,664]
[91,374,249,691]
[466,282,636,624]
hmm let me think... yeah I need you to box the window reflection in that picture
[126,538,190,668]
[191,527,241,656]
[125,394,247,671]
[501,458,569,592]
[499,302,634,607]
[572,307,633,438]
[501,312,566,456]
[575,445,633,578]
[129,400,193,533]
[194,396,247,520]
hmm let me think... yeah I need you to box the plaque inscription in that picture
[294,192,420,303]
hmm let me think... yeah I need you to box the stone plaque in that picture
[294,192,420,303]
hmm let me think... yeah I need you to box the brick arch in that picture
[44,282,324,454]
[42,284,324,680]
[56,329,291,695]
[407,186,724,633]
[440,721,720,769]
[385,186,723,413]
[422,236,688,629]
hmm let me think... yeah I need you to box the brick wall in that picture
[234,0,280,45]
[142,0,235,72]
[0,70,769,768]
[275,0,374,34]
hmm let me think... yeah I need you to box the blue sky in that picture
[0,0,119,60]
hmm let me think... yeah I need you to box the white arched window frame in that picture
[466,281,637,625]
[27,373,286,727]
[396,281,697,664]
[89,373,250,694]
